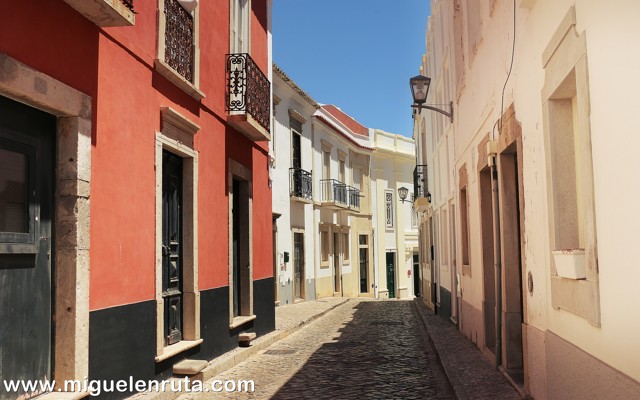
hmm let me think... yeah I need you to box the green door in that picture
[386,252,395,298]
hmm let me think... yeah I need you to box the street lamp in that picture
[410,75,453,122]
[398,186,431,205]
[398,186,410,203]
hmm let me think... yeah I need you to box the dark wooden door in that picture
[413,254,420,297]
[0,95,55,400]
[162,151,183,345]
[333,232,340,293]
[359,248,368,293]
[292,132,301,170]
[293,232,304,299]
[386,252,395,298]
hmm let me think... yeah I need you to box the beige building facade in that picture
[414,1,640,399]
[371,130,420,300]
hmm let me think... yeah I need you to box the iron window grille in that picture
[164,0,194,82]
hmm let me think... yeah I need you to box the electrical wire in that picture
[498,0,517,137]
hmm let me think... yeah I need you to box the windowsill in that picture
[462,264,471,276]
[155,339,203,363]
[229,314,256,330]
[154,59,205,101]
[343,260,350,266]
[320,261,330,269]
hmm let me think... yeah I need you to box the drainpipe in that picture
[372,228,378,298]
[490,152,502,369]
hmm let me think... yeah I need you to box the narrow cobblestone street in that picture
[179,299,453,399]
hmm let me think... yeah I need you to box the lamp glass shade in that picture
[410,75,431,105]
[398,186,409,201]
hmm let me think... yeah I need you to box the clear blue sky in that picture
[273,1,430,137]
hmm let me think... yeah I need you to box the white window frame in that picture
[230,0,250,54]
[155,0,204,99]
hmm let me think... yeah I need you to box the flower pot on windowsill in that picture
[553,249,586,279]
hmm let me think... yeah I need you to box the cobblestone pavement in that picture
[179,299,453,400]
[413,300,521,400]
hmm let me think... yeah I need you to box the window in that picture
[385,190,394,229]
[353,168,362,190]
[412,205,419,229]
[320,228,330,265]
[155,0,203,99]
[542,6,598,324]
[339,159,345,183]
[323,151,331,179]
[231,0,250,53]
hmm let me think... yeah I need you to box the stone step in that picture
[239,332,257,347]
[172,359,208,376]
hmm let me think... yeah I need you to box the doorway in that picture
[0,95,55,398]
[333,232,341,294]
[499,147,525,385]
[480,167,496,353]
[413,253,420,297]
[386,252,396,298]
[359,234,369,294]
[232,177,250,318]
[162,151,184,345]
[293,232,304,300]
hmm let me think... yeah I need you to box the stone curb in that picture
[129,298,350,400]
[412,299,470,400]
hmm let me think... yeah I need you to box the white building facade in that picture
[371,130,419,299]
[414,1,640,399]
[271,65,318,305]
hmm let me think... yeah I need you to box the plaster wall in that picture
[419,0,640,390]
[271,73,316,304]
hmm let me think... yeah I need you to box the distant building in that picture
[371,130,419,299]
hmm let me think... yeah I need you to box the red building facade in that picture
[0,0,273,398]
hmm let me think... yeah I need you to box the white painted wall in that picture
[415,0,640,392]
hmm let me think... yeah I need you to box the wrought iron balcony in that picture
[347,186,361,211]
[320,179,348,208]
[414,165,429,200]
[226,53,271,141]
[413,164,431,212]
[62,0,135,26]
[289,168,313,202]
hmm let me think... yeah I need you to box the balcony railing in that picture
[414,165,430,200]
[122,0,134,10]
[289,168,312,200]
[226,53,271,140]
[347,186,361,210]
[320,179,347,207]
